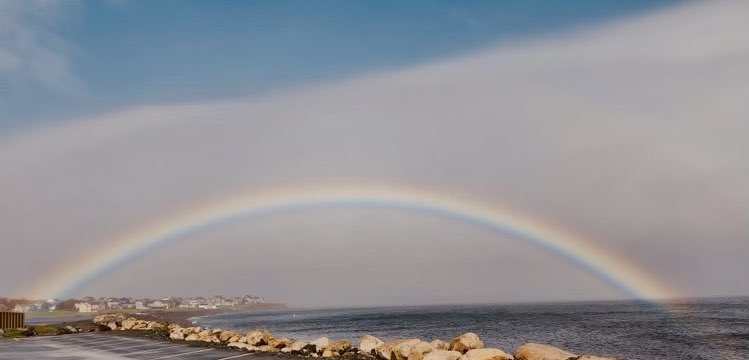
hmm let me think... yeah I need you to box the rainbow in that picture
[27,183,677,301]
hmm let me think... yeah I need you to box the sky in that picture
[0,0,747,307]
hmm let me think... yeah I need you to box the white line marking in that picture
[149,348,213,359]
[125,344,183,355]
[104,342,156,350]
[217,352,254,360]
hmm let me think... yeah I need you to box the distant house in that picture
[74,302,94,313]
[148,300,168,309]
[0,304,6,311]
[106,301,120,310]
[134,301,147,309]
[118,298,134,309]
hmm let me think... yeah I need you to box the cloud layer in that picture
[1,1,747,305]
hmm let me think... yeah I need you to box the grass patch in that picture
[2,328,26,338]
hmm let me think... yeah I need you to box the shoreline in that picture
[3,311,616,360]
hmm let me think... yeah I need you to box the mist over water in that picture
[195,298,749,360]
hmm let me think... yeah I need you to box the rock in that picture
[459,348,513,360]
[211,328,223,334]
[361,335,385,353]
[281,347,293,353]
[238,336,248,343]
[170,331,185,340]
[408,341,435,360]
[322,349,334,357]
[65,326,79,334]
[424,350,463,360]
[229,336,240,343]
[513,343,576,360]
[269,337,293,349]
[106,322,118,330]
[132,322,147,330]
[449,333,484,354]
[219,331,240,342]
[185,334,200,341]
[228,342,248,349]
[246,345,261,352]
[121,318,137,330]
[291,340,311,352]
[570,357,616,360]
[377,339,421,360]
[328,339,352,353]
[431,340,449,350]
[246,329,273,346]
[0,329,4,336]
[147,321,165,330]
[310,337,331,353]
[257,345,277,352]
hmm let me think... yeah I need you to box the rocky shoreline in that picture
[69,313,616,360]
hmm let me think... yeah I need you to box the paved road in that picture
[0,333,258,360]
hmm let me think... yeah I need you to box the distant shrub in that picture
[33,324,59,336]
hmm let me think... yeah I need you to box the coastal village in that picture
[0,294,266,313]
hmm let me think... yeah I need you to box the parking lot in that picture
[0,332,259,360]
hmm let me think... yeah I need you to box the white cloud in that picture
[0,0,84,101]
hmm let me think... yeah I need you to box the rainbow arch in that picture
[28,184,676,300]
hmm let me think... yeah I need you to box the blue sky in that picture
[1,0,676,132]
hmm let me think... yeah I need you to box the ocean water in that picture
[195,298,749,360]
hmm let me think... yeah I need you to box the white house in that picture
[74,302,94,313]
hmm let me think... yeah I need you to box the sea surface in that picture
[194,298,749,360]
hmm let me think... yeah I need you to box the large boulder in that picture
[459,348,513,360]
[377,338,422,360]
[328,339,352,353]
[310,337,331,353]
[450,333,484,354]
[185,334,200,341]
[424,350,463,360]
[170,331,185,340]
[269,337,293,349]
[361,335,385,353]
[147,321,165,330]
[513,343,576,360]
[407,341,435,360]
[106,322,118,331]
[121,318,138,330]
[246,329,273,346]
[431,340,449,350]
[219,330,240,342]
[291,340,311,352]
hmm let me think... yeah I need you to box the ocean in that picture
[194,298,748,360]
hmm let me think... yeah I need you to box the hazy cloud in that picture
[0,1,83,108]
[1,1,747,305]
